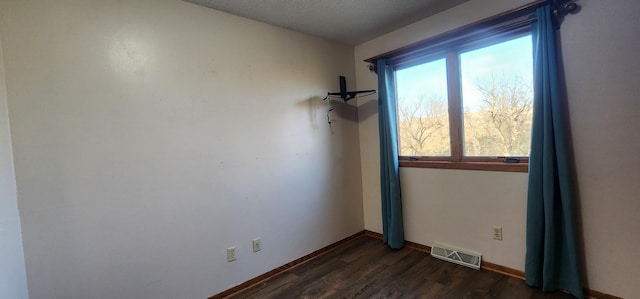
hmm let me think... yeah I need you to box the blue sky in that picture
[396,35,533,113]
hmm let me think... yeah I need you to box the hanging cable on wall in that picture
[326,108,334,127]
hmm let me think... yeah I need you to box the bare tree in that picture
[465,73,533,156]
[396,74,532,157]
[397,95,449,156]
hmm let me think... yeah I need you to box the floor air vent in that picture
[431,242,482,270]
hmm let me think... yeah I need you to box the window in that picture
[459,36,533,158]
[396,58,450,157]
[392,32,533,172]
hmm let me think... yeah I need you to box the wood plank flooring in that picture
[228,236,575,299]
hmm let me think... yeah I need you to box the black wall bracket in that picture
[323,76,376,102]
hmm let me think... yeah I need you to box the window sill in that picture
[399,160,528,172]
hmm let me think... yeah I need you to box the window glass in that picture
[396,58,450,156]
[460,36,534,157]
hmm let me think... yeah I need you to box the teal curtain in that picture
[376,58,404,249]
[526,5,583,299]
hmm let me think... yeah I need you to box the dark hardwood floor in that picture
[228,236,575,299]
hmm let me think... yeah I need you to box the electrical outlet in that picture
[492,226,503,240]
[227,246,236,262]
[252,238,261,252]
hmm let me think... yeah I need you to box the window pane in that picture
[460,35,533,157]
[396,58,450,156]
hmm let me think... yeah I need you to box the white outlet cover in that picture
[492,226,503,240]
[227,246,236,262]
[252,238,261,252]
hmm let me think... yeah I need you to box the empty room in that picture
[0,0,638,298]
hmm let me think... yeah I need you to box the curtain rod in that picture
[364,0,579,65]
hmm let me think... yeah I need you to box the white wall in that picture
[560,1,640,296]
[355,0,640,298]
[0,31,29,299]
[1,0,363,298]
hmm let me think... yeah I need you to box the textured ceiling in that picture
[183,0,469,45]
